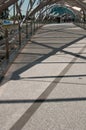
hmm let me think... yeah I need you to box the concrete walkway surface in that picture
[0,23,86,130]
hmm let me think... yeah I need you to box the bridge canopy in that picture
[49,5,75,17]
[0,0,86,23]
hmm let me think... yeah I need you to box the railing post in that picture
[5,28,9,60]
[19,23,21,46]
[30,20,33,35]
[26,20,28,38]
[34,20,35,33]
[37,20,38,29]
[38,18,39,28]
[13,4,16,25]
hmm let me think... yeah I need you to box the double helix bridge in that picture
[0,0,86,80]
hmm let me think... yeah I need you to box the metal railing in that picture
[74,20,86,30]
[0,20,43,81]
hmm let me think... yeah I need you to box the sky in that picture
[9,0,28,16]
[9,0,39,16]
[21,0,29,15]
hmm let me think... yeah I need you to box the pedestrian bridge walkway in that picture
[0,23,86,130]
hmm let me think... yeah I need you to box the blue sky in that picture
[21,0,28,15]
[9,0,29,16]
[9,0,38,16]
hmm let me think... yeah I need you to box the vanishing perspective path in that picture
[0,23,86,130]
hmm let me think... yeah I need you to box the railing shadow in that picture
[0,97,86,104]
[0,24,86,86]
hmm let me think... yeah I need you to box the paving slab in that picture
[0,23,86,130]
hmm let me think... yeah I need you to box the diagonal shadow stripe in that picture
[31,40,55,49]
[1,35,85,86]
[62,50,86,60]
[10,35,86,81]
[10,40,86,130]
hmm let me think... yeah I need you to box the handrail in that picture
[0,20,43,82]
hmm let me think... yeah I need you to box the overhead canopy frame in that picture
[0,0,86,19]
